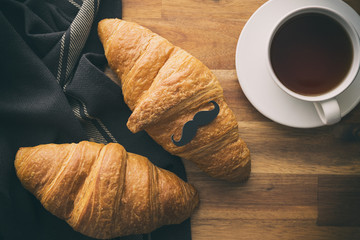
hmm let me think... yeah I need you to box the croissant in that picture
[14,141,199,239]
[98,19,251,182]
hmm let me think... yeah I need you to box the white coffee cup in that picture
[267,7,360,125]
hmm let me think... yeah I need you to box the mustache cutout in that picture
[172,101,220,147]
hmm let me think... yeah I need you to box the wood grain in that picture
[122,0,161,19]
[317,175,360,226]
[121,0,360,239]
[191,219,360,240]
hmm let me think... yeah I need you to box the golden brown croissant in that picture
[98,19,251,182]
[14,141,199,239]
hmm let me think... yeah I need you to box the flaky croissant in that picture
[98,19,251,182]
[14,141,199,239]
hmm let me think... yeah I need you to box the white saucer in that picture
[235,0,360,128]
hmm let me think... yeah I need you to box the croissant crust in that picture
[98,19,251,182]
[14,141,199,239]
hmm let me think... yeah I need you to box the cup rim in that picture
[267,6,360,102]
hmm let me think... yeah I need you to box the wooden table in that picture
[122,1,360,239]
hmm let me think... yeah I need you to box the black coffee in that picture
[270,13,353,96]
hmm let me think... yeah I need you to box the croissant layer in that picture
[15,141,199,239]
[98,19,251,182]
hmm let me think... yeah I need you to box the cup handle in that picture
[313,99,341,125]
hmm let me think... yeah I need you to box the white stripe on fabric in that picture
[64,0,95,85]
[68,0,82,9]
[60,0,119,145]
[56,33,66,83]
[96,0,99,12]
[69,97,109,144]
[81,102,118,143]
[96,118,118,143]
